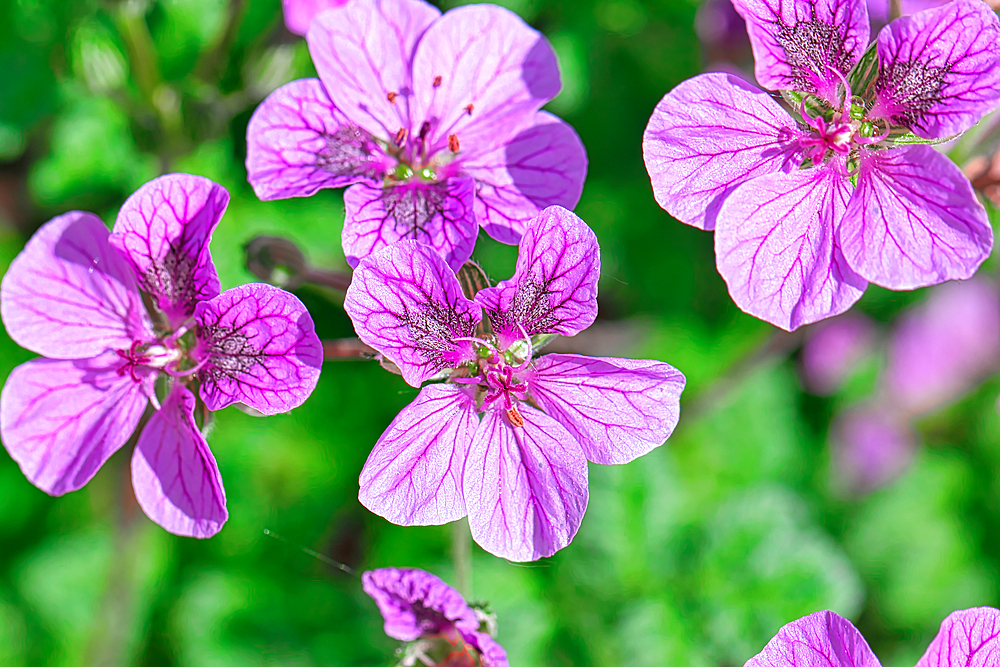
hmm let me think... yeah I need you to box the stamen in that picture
[419,121,431,140]
[506,406,524,428]
[394,128,407,147]
[387,91,398,104]
[464,104,474,116]
[433,75,442,87]
[448,134,460,153]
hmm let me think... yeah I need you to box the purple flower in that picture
[0,174,323,538]
[282,0,350,36]
[643,0,999,331]
[746,607,1000,666]
[885,278,1000,414]
[343,206,685,561]
[363,568,508,667]
[800,312,875,394]
[246,0,587,272]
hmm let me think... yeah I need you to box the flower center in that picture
[383,80,472,185]
[115,340,181,383]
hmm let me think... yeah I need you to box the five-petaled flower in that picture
[343,206,686,561]
[643,0,1000,331]
[363,568,508,667]
[0,174,323,538]
[747,606,1000,666]
[247,0,587,272]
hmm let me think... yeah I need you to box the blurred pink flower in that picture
[885,279,1000,414]
[832,407,915,493]
[801,313,876,395]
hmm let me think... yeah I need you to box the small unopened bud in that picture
[448,134,460,152]
[243,236,307,288]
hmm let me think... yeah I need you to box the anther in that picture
[506,406,524,428]
[419,121,431,140]
[464,104,474,115]
[394,128,407,146]
[448,134,460,152]
[433,75,442,87]
[387,91,398,104]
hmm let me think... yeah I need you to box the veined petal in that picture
[463,111,587,244]
[871,0,1000,139]
[916,607,1000,667]
[307,0,440,140]
[342,177,477,272]
[131,384,227,538]
[360,384,477,525]
[464,403,588,562]
[282,0,350,36]
[732,0,869,105]
[361,568,480,642]
[410,4,560,157]
[110,174,228,326]
[475,206,599,349]
[642,72,805,231]
[746,611,882,667]
[194,284,323,415]
[344,240,482,387]
[0,354,148,496]
[839,145,992,289]
[526,354,685,465]
[715,165,867,331]
[1,212,151,359]
[246,78,390,201]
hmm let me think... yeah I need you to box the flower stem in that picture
[452,518,473,601]
[322,338,376,360]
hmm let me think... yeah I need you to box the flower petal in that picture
[871,0,1000,139]
[359,383,477,525]
[110,174,228,326]
[0,354,147,496]
[361,568,480,642]
[715,165,867,331]
[409,4,560,157]
[464,403,588,562]
[746,610,882,667]
[344,240,482,387]
[131,384,227,538]
[463,111,587,244]
[462,631,510,667]
[732,0,869,105]
[526,354,685,465]
[916,607,1000,667]
[342,177,477,272]
[194,284,323,415]
[475,206,599,349]
[839,145,992,290]
[307,0,440,140]
[642,72,805,231]
[282,0,350,36]
[1,211,151,359]
[246,78,390,201]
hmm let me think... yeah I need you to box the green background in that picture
[0,0,998,665]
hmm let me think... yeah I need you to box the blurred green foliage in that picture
[0,0,998,666]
